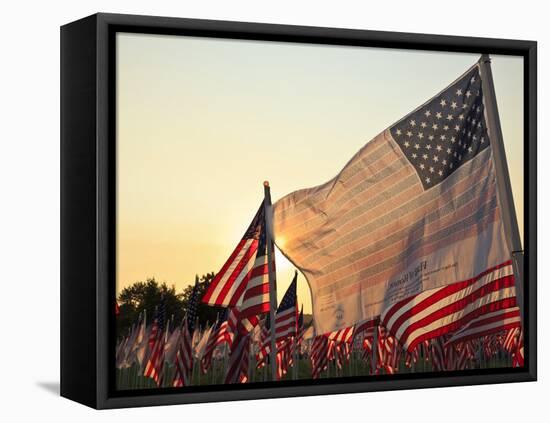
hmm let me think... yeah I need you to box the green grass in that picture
[116,351,514,390]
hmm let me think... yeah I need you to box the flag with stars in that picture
[274,271,298,341]
[392,71,489,188]
[272,59,511,335]
[202,203,273,320]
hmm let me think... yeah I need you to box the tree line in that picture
[116,273,225,337]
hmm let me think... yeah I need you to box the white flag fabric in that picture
[272,61,510,335]
[194,325,213,359]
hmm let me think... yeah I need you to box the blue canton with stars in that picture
[276,272,297,313]
[391,67,489,190]
[187,280,200,332]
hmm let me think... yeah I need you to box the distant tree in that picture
[116,273,223,337]
[116,278,184,337]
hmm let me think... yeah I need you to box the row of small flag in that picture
[116,277,523,387]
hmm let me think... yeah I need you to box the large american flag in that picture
[202,204,272,320]
[173,282,200,387]
[272,61,511,335]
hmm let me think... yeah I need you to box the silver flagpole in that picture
[264,181,278,381]
[479,55,525,321]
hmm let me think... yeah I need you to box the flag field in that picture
[115,56,525,391]
[115,337,516,390]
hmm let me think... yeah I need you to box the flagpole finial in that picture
[263,180,270,187]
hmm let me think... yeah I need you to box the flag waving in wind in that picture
[273,59,512,335]
[202,204,273,320]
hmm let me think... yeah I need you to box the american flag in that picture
[224,317,252,384]
[163,322,180,365]
[255,317,292,375]
[221,270,265,385]
[200,308,230,374]
[255,314,271,367]
[275,271,298,341]
[381,261,516,352]
[374,326,401,374]
[430,337,447,371]
[118,312,146,369]
[404,347,419,369]
[310,335,329,379]
[328,326,354,344]
[202,204,272,320]
[144,299,166,386]
[352,318,378,343]
[257,273,298,364]
[273,61,511,335]
[443,343,468,371]
[444,306,521,347]
[276,338,294,379]
[173,281,200,387]
[255,274,300,375]
[361,335,376,369]
[115,326,131,369]
[327,326,355,370]
[503,326,521,352]
[512,330,524,367]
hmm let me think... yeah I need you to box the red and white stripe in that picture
[381,261,516,352]
[351,317,378,348]
[275,305,298,341]
[172,318,193,387]
[255,317,272,367]
[311,335,330,379]
[202,205,272,320]
[503,327,521,352]
[328,326,354,344]
[143,320,166,386]
[256,304,298,369]
[200,318,231,375]
[202,237,259,308]
[376,327,401,374]
[214,320,233,348]
[445,306,521,347]
[224,325,251,384]
[512,329,524,367]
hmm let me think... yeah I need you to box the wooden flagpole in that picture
[479,55,525,322]
[264,181,278,381]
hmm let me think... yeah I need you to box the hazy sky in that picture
[116,33,523,314]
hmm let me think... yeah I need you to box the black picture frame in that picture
[60,12,537,409]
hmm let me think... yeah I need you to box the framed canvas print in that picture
[60,13,537,409]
